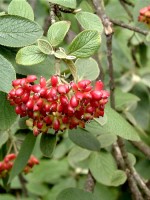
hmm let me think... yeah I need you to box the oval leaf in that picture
[76,12,103,33]
[110,170,127,186]
[49,0,76,9]
[47,21,71,46]
[0,54,16,93]
[9,133,36,182]
[100,106,140,141]
[8,0,34,21]
[0,15,43,47]
[75,58,100,80]
[90,152,117,186]
[67,30,101,58]
[16,45,47,65]
[0,92,17,131]
[37,39,53,54]
[56,188,95,200]
[40,134,57,158]
[68,128,100,151]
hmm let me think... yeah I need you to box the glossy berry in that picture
[8,75,109,136]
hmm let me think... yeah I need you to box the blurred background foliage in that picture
[0,0,150,200]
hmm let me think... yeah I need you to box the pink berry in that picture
[40,77,46,87]
[15,88,24,96]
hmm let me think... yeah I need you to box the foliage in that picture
[0,0,150,200]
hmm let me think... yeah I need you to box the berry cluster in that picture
[138,6,150,26]
[8,75,109,136]
[0,154,39,178]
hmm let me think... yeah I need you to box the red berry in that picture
[26,99,34,110]
[27,75,37,82]
[60,95,69,106]
[21,93,30,103]
[95,80,103,90]
[70,96,79,107]
[40,77,46,87]
[15,88,24,96]
[57,84,68,94]
[90,90,102,100]
[12,79,21,87]
[53,119,60,131]
[32,85,41,93]
[51,75,58,87]
[78,80,91,90]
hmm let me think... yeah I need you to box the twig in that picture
[63,59,78,82]
[131,141,150,159]
[118,137,150,199]
[110,19,148,36]
[92,0,147,199]
[119,0,133,20]
[18,174,28,197]
[85,171,95,192]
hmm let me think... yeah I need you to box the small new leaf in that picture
[16,45,47,65]
[68,30,101,58]
[38,39,53,55]
[47,21,71,47]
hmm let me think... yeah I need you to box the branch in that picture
[92,1,147,199]
[131,141,150,159]
[118,137,150,199]
[18,174,28,197]
[85,171,95,192]
[110,19,149,36]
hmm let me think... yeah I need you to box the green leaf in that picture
[49,0,76,9]
[75,58,100,80]
[0,54,16,93]
[87,105,140,141]
[68,128,100,151]
[94,183,119,200]
[56,188,96,200]
[0,195,16,200]
[76,12,103,33]
[40,134,57,158]
[9,133,36,182]
[68,146,91,167]
[0,131,9,147]
[26,182,49,196]
[97,134,117,148]
[110,170,127,186]
[8,0,34,21]
[68,30,101,58]
[37,39,53,54]
[90,152,126,186]
[115,89,140,111]
[0,92,17,131]
[27,159,69,183]
[146,32,150,42]
[47,21,71,46]
[0,15,43,47]
[16,45,47,65]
